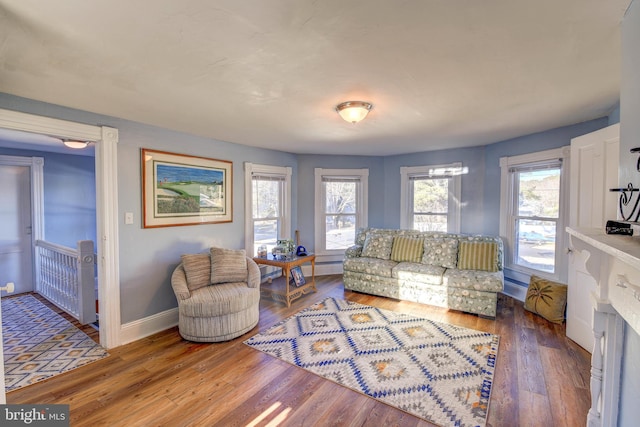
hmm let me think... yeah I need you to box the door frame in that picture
[0,108,121,349]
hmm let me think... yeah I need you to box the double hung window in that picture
[500,148,568,279]
[244,163,291,256]
[314,168,368,256]
[400,163,462,233]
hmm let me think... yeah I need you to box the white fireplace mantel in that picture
[567,227,640,427]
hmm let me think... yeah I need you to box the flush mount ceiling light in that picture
[335,101,373,124]
[62,139,90,149]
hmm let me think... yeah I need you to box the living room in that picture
[1,1,639,426]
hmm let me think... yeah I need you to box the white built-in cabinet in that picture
[567,123,620,352]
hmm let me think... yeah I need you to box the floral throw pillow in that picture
[524,275,567,324]
[361,233,395,260]
[422,238,458,269]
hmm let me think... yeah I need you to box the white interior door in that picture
[567,123,620,351]
[0,165,33,294]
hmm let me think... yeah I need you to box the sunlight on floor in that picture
[247,402,292,427]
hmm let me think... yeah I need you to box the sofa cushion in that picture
[422,238,458,268]
[390,236,424,262]
[443,269,504,292]
[524,275,567,324]
[361,233,395,260]
[343,257,397,278]
[180,282,259,317]
[457,241,499,272]
[210,247,247,284]
[181,254,211,291]
[392,262,445,285]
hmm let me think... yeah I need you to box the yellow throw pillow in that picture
[457,241,499,272]
[524,275,567,324]
[390,236,424,263]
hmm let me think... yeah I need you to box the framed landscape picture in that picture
[142,149,232,228]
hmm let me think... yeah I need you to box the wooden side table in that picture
[253,253,316,307]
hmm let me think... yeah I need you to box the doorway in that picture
[0,108,121,350]
[0,163,33,294]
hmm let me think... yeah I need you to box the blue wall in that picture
[295,154,384,252]
[0,146,96,248]
[0,92,299,323]
[0,94,615,323]
[383,146,486,233]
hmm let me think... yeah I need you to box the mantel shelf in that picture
[566,227,640,272]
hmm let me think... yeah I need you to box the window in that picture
[314,168,368,257]
[244,163,291,256]
[500,147,569,280]
[400,163,462,233]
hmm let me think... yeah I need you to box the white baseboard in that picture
[119,262,345,346]
[502,280,527,302]
[120,307,178,346]
[302,263,342,276]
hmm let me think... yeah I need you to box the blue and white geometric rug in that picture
[244,297,499,427]
[2,294,108,392]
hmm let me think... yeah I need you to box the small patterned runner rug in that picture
[245,297,499,427]
[2,294,108,392]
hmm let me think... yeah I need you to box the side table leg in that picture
[284,267,291,307]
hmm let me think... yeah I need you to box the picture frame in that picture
[290,266,306,287]
[141,149,233,228]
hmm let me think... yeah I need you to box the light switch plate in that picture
[125,212,134,224]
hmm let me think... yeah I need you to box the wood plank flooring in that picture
[6,276,591,427]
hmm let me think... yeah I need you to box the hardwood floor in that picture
[7,276,591,427]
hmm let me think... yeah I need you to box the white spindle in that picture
[34,240,96,324]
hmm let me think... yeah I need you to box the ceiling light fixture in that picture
[336,101,373,124]
[62,139,90,149]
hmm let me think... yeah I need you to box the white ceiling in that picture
[0,0,631,156]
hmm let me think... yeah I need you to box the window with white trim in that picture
[499,148,569,280]
[314,168,368,256]
[244,163,291,256]
[400,163,462,233]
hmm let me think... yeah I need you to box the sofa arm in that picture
[171,264,192,301]
[345,244,363,258]
[246,257,261,288]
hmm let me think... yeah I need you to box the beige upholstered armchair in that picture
[171,247,260,342]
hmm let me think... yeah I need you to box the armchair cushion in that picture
[181,253,211,291]
[210,247,247,284]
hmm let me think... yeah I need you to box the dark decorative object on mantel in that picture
[609,147,640,226]
[606,220,633,236]
[610,183,640,222]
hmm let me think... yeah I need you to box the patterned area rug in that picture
[2,294,108,392]
[245,297,499,427]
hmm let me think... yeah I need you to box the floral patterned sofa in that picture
[343,228,504,317]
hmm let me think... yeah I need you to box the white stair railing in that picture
[35,240,96,325]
